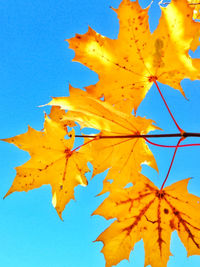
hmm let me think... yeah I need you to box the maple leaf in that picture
[2,115,89,219]
[67,0,200,113]
[94,178,200,267]
[48,86,158,187]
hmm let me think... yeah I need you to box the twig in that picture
[74,132,200,139]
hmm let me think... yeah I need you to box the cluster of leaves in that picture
[2,0,200,266]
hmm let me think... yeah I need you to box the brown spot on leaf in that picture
[164,208,169,214]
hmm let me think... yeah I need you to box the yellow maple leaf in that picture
[48,86,158,187]
[67,0,200,113]
[2,115,89,219]
[94,178,200,267]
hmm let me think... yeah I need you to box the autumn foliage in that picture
[2,0,200,266]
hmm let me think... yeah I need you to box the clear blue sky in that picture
[0,0,200,266]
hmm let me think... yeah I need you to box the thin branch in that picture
[74,132,200,139]
[160,138,183,190]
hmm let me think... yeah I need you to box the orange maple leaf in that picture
[94,178,200,267]
[67,0,200,113]
[2,115,89,219]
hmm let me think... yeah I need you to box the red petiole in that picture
[153,79,183,133]
[71,136,98,152]
[144,137,200,148]
[160,138,183,190]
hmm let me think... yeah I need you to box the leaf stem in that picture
[153,80,183,133]
[144,137,200,148]
[71,136,98,152]
[160,138,183,190]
